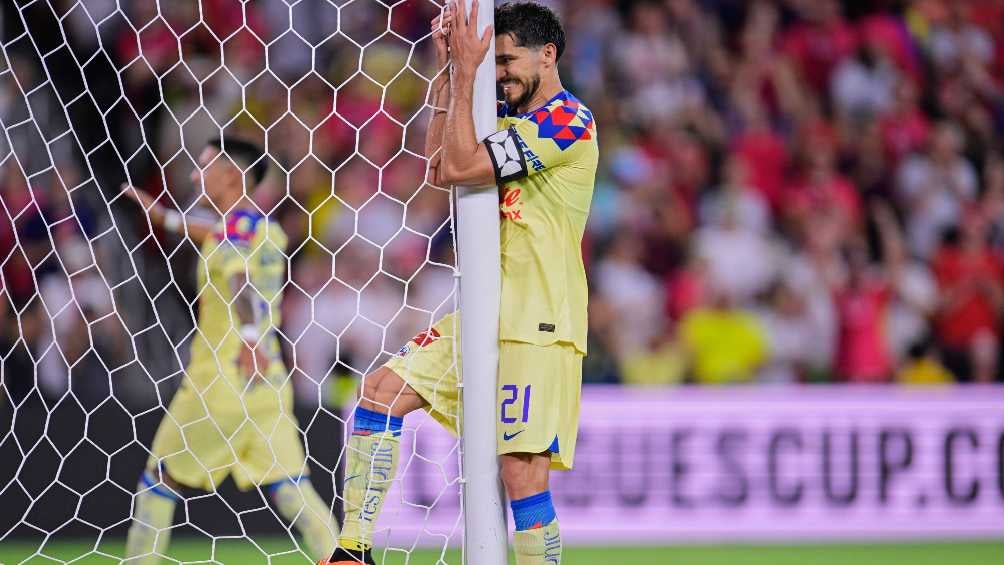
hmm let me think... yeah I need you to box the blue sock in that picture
[141,470,181,501]
[510,490,556,531]
[353,406,403,437]
[264,474,305,496]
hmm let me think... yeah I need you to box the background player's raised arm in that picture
[120,183,217,244]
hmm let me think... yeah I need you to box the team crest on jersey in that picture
[529,95,594,152]
[410,328,441,347]
[398,327,439,357]
[215,210,262,243]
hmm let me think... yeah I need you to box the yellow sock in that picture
[338,407,402,550]
[513,520,562,565]
[270,478,339,560]
[124,472,178,564]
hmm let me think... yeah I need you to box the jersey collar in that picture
[500,90,570,119]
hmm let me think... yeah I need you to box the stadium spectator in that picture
[594,232,665,355]
[897,122,979,259]
[931,211,1004,383]
[831,241,895,383]
[755,280,826,383]
[679,286,768,385]
[896,336,954,385]
[831,41,898,121]
[879,80,931,165]
[780,0,857,95]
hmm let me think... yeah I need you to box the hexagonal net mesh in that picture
[0,0,464,562]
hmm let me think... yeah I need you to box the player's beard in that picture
[505,74,541,112]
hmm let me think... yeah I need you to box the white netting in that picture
[0,0,463,562]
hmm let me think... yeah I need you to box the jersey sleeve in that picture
[485,102,596,185]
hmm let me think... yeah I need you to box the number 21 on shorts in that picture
[499,384,531,424]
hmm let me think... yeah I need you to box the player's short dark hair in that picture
[495,2,565,62]
[207,136,268,186]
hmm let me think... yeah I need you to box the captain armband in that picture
[484,127,529,184]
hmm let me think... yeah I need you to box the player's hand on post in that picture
[447,0,492,82]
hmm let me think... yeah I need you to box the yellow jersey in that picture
[185,210,288,402]
[486,90,598,354]
[679,308,767,385]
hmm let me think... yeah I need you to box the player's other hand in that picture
[238,340,271,387]
[431,8,454,71]
[447,0,492,82]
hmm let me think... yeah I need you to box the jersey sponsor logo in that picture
[499,187,523,221]
[502,429,525,441]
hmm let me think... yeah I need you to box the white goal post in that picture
[456,2,507,565]
[0,0,505,563]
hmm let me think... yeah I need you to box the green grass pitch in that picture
[0,538,1002,565]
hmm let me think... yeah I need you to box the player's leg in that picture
[326,314,460,564]
[238,401,340,561]
[123,464,183,564]
[126,389,235,563]
[496,342,582,565]
[328,366,425,564]
[502,452,562,565]
[267,477,339,560]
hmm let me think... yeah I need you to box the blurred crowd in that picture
[577,0,1004,386]
[2,0,1004,407]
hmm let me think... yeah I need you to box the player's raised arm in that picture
[120,183,216,244]
[440,0,496,187]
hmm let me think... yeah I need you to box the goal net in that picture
[0,0,472,562]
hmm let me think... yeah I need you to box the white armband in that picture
[484,127,529,184]
[163,210,183,234]
[240,324,261,344]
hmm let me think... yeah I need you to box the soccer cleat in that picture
[323,547,376,565]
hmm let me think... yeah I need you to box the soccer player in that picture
[324,2,597,564]
[122,138,338,563]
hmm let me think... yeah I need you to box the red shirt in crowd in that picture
[834,281,893,382]
[783,173,862,228]
[732,129,788,211]
[879,107,930,163]
[858,13,922,81]
[781,18,858,93]
[932,246,1004,348]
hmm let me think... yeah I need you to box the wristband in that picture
[240,324,261,343]
[163,210,183,234]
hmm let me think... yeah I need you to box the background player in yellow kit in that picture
[325,3,597,564]
[121,138,338,563]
